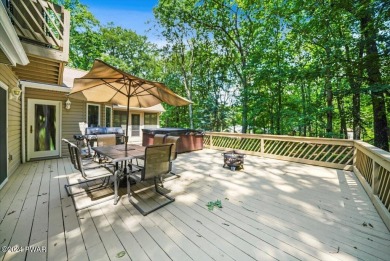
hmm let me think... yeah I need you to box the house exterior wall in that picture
[22,86,163,159]
[23,88,116,158]
[24,87,86,157]
[119,111,160,143]
[0,64,21,177]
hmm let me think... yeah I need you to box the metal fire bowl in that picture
[222,150,246,171]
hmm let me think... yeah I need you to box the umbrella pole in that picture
[125,92,131,151]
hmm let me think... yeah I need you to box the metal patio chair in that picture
[153,134,167,145]
[127,144,174,216]
[164,136,180,176]
[64,143,118,210]
[62,138,100,169]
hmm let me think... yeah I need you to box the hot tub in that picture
[142,128,204,153]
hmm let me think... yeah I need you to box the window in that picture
[87,104,100,127]
[113,111,128,126]
[105,106,112,127]
[144,113,158,125]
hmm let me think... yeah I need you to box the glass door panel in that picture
[131,114,140,137]
[34,104,57,152]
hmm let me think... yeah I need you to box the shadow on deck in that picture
[1,149,389,260]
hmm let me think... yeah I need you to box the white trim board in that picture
[20,81,71,93]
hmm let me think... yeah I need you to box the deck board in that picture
[0,149,389,261]
[26,160,53,261]
[47,158,68,261]
[2,161,42,261]
[61,158,89,260]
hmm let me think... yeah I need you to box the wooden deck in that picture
[1,149,389,261]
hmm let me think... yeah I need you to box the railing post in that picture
[210,135,213,149]
[261,138,264,155]
[62,7,70,59]
[353,142,357,169]
[372,161,380,195]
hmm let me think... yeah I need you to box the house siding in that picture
[0,64,21,177]
[119,111,160,143]
[22,86,163,159]
[23,88,113,158]
[24,87,86,157]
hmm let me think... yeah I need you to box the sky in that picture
[80,0,162,44]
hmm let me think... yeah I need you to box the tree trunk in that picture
[361,11,389,151]
[300,83,307,136]
[241,79,248,134]
[325,48,333,137]
[276,80,282,135]
[336,94,348,139]
[345,42,363,140]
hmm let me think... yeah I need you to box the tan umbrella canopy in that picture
[69,59,192,150]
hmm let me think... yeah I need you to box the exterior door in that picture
[131,114,140,137]
[27,99,61,160]
[0,87,7,186]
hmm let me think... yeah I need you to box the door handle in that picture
[30,125,33,133]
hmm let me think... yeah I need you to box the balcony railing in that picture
[204,132,390,230]
[5,0,69,60]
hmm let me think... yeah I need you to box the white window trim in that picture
[105,105,113,127]
[86,103,100,127]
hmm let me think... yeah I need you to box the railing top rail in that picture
[8,0,69,50]
[354,140,390,172]
[205,132,355,146]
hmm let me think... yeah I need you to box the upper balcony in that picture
[4,0,70,85]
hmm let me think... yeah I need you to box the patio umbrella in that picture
[69,59,192,150]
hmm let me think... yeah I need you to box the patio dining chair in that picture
[153,134,167,145]
[127,144,174,216]
[134,133,167,166]
[95,134,116,163]
[65,143,118,210]
[96,134,116,146]
[62,138,100,169]
[164,136,180,176]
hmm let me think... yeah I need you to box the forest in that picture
[53,0,389,151]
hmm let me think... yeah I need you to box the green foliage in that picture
[206,200,222,211]
[100,23,160,78]
[61,0,389,149]
[52,0,103,70]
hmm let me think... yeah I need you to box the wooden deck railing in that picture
[5,0,70,54]
[204,132,355,170]
[204,132,390,230]
[353,141,390,229]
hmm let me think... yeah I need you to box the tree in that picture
[155,0,257,133]
[52,0,104,70]
[100,23,159,78]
